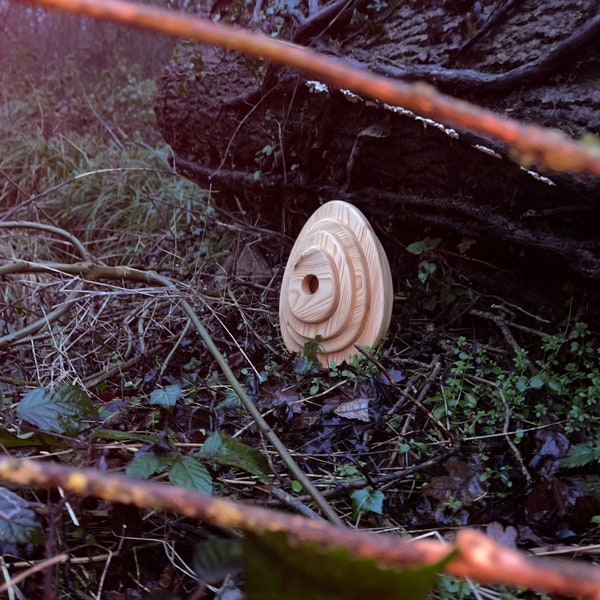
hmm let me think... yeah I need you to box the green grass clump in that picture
[0,57,229,268]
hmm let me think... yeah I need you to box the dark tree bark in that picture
[154,0,600,280]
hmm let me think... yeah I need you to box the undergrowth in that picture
[0,57,229,268]
[0,49,599,600]
[431,321,600,440]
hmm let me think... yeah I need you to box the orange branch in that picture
[11,0,600,178]
[1,457,599,599]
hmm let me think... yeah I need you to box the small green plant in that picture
[562,434,600,468]
[127,429,271,493]
[431,323,600,441]
[406,236,442,284]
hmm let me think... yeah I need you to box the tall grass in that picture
[0,57,228,267]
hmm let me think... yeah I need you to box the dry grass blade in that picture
[0,255,343,527]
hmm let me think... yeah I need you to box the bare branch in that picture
[0,457,599,599]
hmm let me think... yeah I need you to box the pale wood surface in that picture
[280,200,393,366]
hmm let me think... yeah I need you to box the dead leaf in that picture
[457,238,477,254]
[424,459,485,508]
[257,384,303,420]
[378,368,405,386]
[334,398,370,422]
[530,418,570,478]
[486,521,518,549]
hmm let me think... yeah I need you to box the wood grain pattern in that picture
[280,200,393,366]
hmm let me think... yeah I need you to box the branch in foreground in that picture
[0,457,599,599]
[12,0,600,178]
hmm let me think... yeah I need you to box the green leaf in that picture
[245,530,450,600]
[351,486,384,520]
[547,379,562,393]
[216,387,243,410]
[0,428,56,448]
[126,453,173,479]
[529,375,545,389]
[417,260,437,284]
[0,486,41,544]
[149,384,182,409]
[515,376,528,393]
[193,538,244,584]
[300,335,323,362]
[198,431,271,480]
[561,441,600,468]
[169,455,213,493]
[16,384,98,436]
[406,237,441,255]
[92,429,160,444]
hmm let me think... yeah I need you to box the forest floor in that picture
[1,53,599,599]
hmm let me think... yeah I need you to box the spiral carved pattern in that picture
[279,201,393,366]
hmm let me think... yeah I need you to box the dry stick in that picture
[470,309,536,374]
[355,345,453,440]
[399,361,442,438]
[0,221,93,261]
[1,457,600,599]
[0,553,68,595]
[0,259,343,527]
[0,221,94,349]
[14,0,600,178]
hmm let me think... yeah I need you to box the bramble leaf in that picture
[198,431,270,480]
[0,486,41,544]
[245,530,449,600]
[16,384,97,436]
[126,453,173,479]
[169,455,213,493]
[562,439,600,468]
[194,538,244,584]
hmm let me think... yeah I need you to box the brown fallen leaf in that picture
[486,521,518,549]
[334,398,370,422]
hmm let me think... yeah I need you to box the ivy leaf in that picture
[0,486,41,544]
[16,384,98,436]
[169,455,213,493]
[197,431,270,480]
[245,530,449,600]
[351,486,384,520]
[149,384,182,410]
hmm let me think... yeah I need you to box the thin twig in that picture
[468,374,532,484]
[471,309,536,373]
[0,554,68,595]
[0,221,93,261]
[355,345,453,440]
